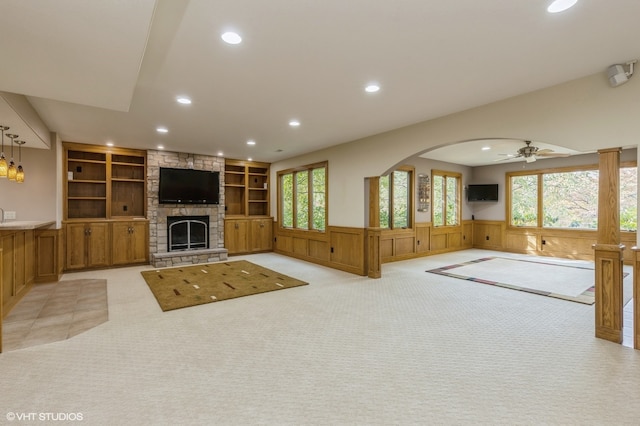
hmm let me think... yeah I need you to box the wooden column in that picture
[632,247,640,350]
[366,177,382,278]
[594,148,624,343]
[366,228,382,278]
[0,247,3,353]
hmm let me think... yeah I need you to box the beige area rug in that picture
[141,260,308,311]
[426,257,631,305]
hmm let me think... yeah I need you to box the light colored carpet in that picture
[0,250,638,425]
[426,256,631,305]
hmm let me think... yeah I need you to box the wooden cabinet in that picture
[65,220,149,270]
[65,222,110,270]
[225,219,249,254]
[1,230,36,315]
[63,143,148,270]
[64,143,146,220]
[225,218,273,254]
[111,221,149,265]
[224,158,272,255]
[251,218,273,252]
[224,159,269,216]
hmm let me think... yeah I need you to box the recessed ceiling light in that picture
[156,127,168,133]
[176,96,192,105]
[106,142,114,147]
[221,31,242,45]
[481,146,491,151]
[247,140,256,145]
[289,120,300,127]
[217,151,224,156]
[365,84,380,93]
[247,157,253,161]
[547,0,578,13]
[157,145,164,150]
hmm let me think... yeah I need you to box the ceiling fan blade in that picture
[536,152,570,157]
[535,148,554,154]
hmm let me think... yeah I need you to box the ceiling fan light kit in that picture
[497,140,570,163]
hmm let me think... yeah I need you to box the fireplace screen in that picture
[167,215,209,252]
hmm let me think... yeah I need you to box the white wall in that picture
[0,142,58,222]
[271,70,640,228]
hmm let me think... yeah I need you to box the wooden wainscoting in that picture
[379,220,473,263]
[274,225,366,275]
[503,226,636,265]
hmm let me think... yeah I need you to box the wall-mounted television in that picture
[158,167,220,204]
[467,184,498,202]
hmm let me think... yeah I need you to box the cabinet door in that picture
[130,221,149,263]
[251,219,273,252]
[111,222,132,265]
[111,221,148,265]
[86,222,110,268]
[224,219,249,254]
[66,223,89,270]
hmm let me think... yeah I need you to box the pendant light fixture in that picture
[15,140,25,183]
[6,133,18,181]
[0,125,8,178]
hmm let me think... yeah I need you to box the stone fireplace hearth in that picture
[147,150,228,267]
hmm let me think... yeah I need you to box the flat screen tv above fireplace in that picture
[158,167,220,204]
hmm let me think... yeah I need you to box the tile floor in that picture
[623,299,635,348]
[2,279,108,351]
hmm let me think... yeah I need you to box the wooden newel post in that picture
[593,148,624,343]
[632,247,640,350]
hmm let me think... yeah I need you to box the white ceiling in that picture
[1,0,639,165]
[421,139,582,167]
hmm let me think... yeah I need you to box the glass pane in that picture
[393,171,409,228]
[620,166,637,231]
[296,171,309,229]
[312,167,326,231]
[432,175,444,226]
[543,170,598,229]
[281,173,294,228]
[511,175,538,226]
[445,176,458,225]
[379,175,390,228]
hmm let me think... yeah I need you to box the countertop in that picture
[0,220,56,230]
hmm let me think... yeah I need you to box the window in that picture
[379,168,413,229]
[279,162,327,231]
[508,165,637,231]
[432,170,460,226]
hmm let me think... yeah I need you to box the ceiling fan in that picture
[498,140,571,163]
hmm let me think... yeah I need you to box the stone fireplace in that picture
[147,150,228,267]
